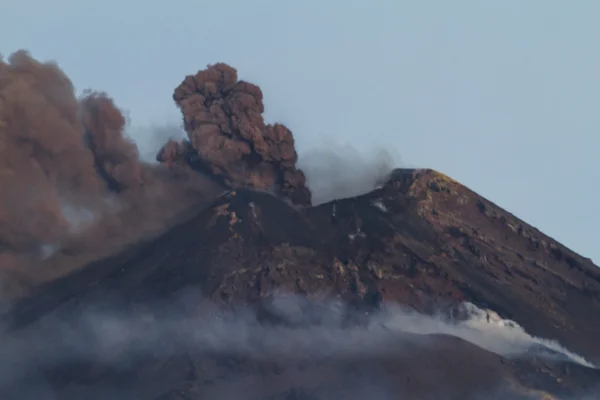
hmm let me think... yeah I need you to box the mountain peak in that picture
[2,55,600,399]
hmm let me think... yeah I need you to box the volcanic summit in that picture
[0,55,599,400]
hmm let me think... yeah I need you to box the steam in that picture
[131,123,187,163]
[0,294,595,398]
[456,303,595,368]
[299,141,402,205]
[394,301,595,368]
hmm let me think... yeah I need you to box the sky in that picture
[1,1,598,262]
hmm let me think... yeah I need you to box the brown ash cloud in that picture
[0,51,221,299]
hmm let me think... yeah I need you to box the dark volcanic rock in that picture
[4,168,600,399]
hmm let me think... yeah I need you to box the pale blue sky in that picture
[2,1,599,262]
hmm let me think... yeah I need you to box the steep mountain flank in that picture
[4,169,600,399]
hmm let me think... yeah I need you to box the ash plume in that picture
[134,123,187,163]
[0,51,106,256]
[0,51,221,297]
[157,63,312,206]
[79,91,144,192]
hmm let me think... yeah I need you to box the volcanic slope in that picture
[4,168,600,399]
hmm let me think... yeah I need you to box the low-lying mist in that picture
[0,293,595,399]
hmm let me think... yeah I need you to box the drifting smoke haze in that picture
[0,51,109,256]
[299,142,401,205]
[0,51,228,298]
[0,293,595,399]
[133,123,187,163]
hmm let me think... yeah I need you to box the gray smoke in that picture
[0,293,595,399]
[131,123,187,163]
[299,141,404,205]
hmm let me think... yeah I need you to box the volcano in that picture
[1,58,599,400]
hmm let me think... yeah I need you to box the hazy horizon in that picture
[1,1,598,262]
